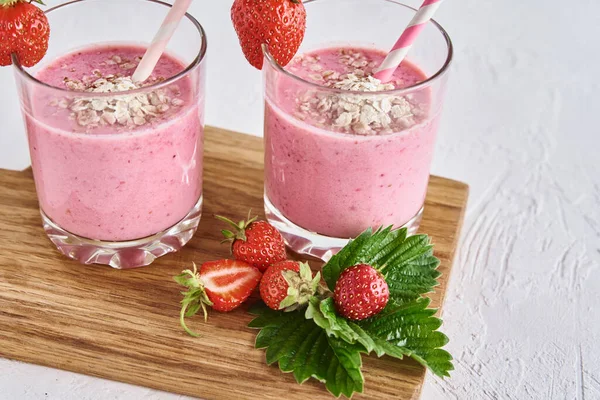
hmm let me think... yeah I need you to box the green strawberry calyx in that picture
[279,262,331,311]
[215,211,257,243]
[173,263,213,337]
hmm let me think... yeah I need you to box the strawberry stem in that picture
[375,263,389,273]
[215,210,258,243]
[180,303,201,337]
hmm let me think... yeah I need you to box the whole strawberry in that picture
[260,260,321,310]
[231,0,306,70]
[334,264,389,321]
[217,213,286,271]
[0,0,50,67]
[260,260,300,310]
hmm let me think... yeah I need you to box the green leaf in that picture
[306,296,454,377]
[307,297,379,354]
[324,336,365,397]
[359,298,454,377]
[381,236,441,304]
[249,302,365,398]
[305,297,333,331]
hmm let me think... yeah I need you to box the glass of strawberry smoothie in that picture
[12,0,207,268]
[263,0,453,260]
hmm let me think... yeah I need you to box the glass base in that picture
[264,194,423,262]
[41,196,203,269]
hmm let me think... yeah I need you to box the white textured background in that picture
[1,0,600,399]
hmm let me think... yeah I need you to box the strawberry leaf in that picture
[359,298,454,377]
[306,297,379,354]
[308,297,452,376]
[249,302,365,398]
[322,227,441,305]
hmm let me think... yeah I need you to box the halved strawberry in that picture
[201,260,262,312]
[174,260,262,336]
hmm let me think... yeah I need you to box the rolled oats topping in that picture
[289,49,427,135]
[296,73,423,135]
[52,55,185,129]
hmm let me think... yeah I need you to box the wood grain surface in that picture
[0,127,468,400]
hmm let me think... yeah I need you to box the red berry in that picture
[260,260,300,310]
[200,259,262,312]
[231,0,306,70]
[0,1,50,67]
[217,214,287,271]
[333,264,389,321]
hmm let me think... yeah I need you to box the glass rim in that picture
[11,0,208,97]
[263,0,453,95]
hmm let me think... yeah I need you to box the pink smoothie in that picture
[264,47,439,238]
[26,45,203,241]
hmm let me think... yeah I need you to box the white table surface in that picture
[1,0,599,399]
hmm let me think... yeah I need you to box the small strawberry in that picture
[216,212,286,271]
[231,0,306,70]
[174,260,262,336]
[260,260,323,310]
[334,264,389,321]
[0,0,50,67]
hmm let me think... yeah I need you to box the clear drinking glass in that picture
[263,0,452,260]
[12,0,207,269]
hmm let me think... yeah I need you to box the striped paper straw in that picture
[373,0,444,83]
[132,0,193,83]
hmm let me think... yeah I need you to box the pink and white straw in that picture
[132,0,193,83]
[373,0,444,83]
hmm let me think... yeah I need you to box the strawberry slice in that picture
[174,260,262,336]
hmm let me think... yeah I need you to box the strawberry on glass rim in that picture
[231,0,306,69]
[0,0,49,67]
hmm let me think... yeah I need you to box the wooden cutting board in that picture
[0,127,468,400]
